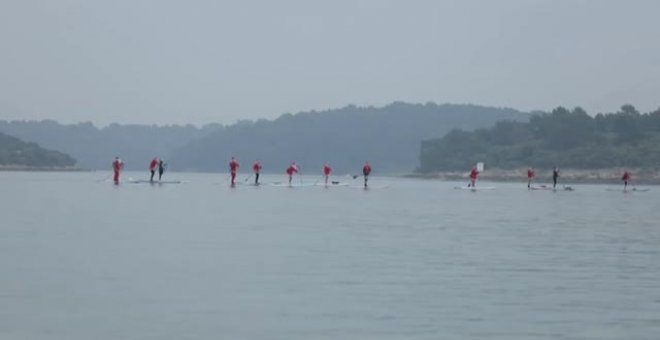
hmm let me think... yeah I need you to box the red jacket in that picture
[229,159,239,172]
[323,165,332,175]
[527,169,535,179]
[286,165,298,175]
[363,164,372,176]
[149,159,159,171]
[253,162,262,173]
[622,171,631,181]
[112,159,123,172]
[469,169,479,179]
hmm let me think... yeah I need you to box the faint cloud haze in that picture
[0,0,658,125]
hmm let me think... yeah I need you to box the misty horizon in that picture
[2,101,658,128]
[1,0,659,126]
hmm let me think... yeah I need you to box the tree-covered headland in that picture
[419,105,660,172]
[0,132,76,168]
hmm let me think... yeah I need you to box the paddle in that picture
[95,174,111,182]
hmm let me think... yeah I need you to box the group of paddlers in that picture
[467,165,634,190]
[112,157,635,190]
[111,156,373,187]
[228,157,373,188]
[110,157,167,185]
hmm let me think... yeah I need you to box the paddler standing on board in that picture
[158,159,167,181]
[323,162,332,185]
[621,170,632,191]
[149,157,159,182]
[468,166,479,188]
[229,156,239,186]
[527,167,535,189]
[252,160,262,185]
[362,161,372,188]
[286,162,299,185]
[112,156,124,185]
[552,167,560,189]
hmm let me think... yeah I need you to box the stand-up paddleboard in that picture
[349,185,389,190]
[530,185,574,191]
[454,186,495,191]
[128,179,182,184]
[315,181,349,187]
[269,182,315,188]
[606,188,650,192]
[234,181,262,186]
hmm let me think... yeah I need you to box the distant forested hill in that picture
[0,102,529,172]
[0,131,76,167]
[418,105,660,172]
[0,120,219,170]
[170,102,530,174]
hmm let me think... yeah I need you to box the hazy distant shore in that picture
[0,165,88,172]
[407,168,660,185]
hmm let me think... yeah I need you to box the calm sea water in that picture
[1,171,659,339]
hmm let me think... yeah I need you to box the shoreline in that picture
[406,168,660,185]
[0,166,89,172]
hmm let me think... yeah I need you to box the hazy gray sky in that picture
[1,0,658,125]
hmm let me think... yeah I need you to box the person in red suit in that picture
[323,163,332,185]
[252,160,262,185]
[229,157,240,186]
[362,162,372,188]
[112,157,124,185]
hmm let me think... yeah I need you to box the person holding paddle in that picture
[158,159,167,181]
[362,161,372,188]
[323,163,332,185]
[527,167,535,189]
[468,166,479,188]
[149,157,159,182]
[621,170,632,191]
[112,156,124,185]
[252,160,262,185]
[552,167,560,189]
[286,162,299,185]
[229,157,240,186]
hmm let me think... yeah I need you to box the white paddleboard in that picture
[242,182,263,187]
[128,179,182,184]
[315,181,349,187]
[349,185,389,190]
[606,188,649,192]
[269,182,315,188]
[454,186,495,191]
[529,185,573,191]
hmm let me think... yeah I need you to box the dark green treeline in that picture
[0,131,76,167]
[419,105,660,172]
